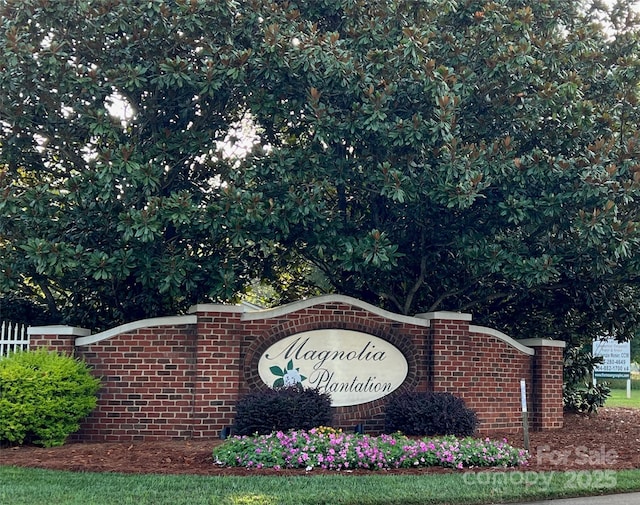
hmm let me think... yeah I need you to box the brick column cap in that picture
[27,325,91,337]
[414,311,472,322]
[519,338,566,348]
[188,304,246,314]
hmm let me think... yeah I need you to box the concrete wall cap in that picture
[188,304,246,314]
[519,338,566,348]
[469,325,535,356]
[240,294,431,327]
[75,315,197,346]
[415,311,473,322]
[27,325,91,337]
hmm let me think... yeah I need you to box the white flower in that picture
[283,368,302,386]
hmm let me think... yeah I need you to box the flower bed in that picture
[212,429,529,471]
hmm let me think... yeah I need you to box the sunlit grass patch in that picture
[605,388,640,408]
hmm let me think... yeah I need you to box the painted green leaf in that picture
[269,366,284,377]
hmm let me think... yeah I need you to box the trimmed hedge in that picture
[0,350,101,447]
[384,391,479,437]
[234,385,332,436]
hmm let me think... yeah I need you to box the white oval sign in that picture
[258,329,408,406]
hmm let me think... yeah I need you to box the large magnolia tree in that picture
[0,0,269,327]
[2,0,640,344]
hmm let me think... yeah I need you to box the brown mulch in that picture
[1,408,639,476]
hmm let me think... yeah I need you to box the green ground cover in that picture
[1,466,640,505]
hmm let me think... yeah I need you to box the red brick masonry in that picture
[28,295,565,442]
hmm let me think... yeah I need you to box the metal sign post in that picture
[520,379,530,451]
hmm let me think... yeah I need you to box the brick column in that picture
[416,311,473,394]
[519,338,566,430]
[27,325,91,356]
[189,304,245,438]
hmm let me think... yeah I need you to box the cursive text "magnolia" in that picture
[265,337,386,370]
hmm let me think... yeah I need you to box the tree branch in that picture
[36,280,61,321]
[402,252,428,315]
[458,291,513,312]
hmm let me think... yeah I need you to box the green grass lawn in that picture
[1,466,640,505]
[605,388,640,408]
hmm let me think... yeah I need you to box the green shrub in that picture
[384,391,479,437]
[563,381,611,413]
[234,385,332,436]
[0,349,101,447]
[563,345,611,413]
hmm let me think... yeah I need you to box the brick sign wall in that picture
[28,295,565,442]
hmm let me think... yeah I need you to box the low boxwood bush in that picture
[0,349,101,447]
[384,391,479,437]
[234,385,332,435]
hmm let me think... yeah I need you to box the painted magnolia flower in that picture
[270,359,307,388]
[283,368,302,386]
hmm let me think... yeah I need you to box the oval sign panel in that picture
[258,329,408,407]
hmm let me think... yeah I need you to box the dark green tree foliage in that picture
[2,0,640,346]
[239,0,640,347]
[632,336,640,363]
[0,0,271,328]
[0,295,54,326]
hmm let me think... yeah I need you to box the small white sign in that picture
[258,329,408,407]
[593,339,631,379]
[520,379,527,413]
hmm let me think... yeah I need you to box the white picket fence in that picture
[0,321,29,356]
